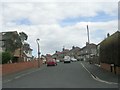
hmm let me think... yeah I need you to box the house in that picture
[52,51,63,61]
[52,48,70,62]
[62,48,70,57]
[22,42,33,61]
[0,31,33,63]
[80,42,97,62]
[0,33,5,52]
[98,31,120,74]
[67,46,81,59]
[45,54,53,62]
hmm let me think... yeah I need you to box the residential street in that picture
[3,61,119,88]
[1,1,120,89]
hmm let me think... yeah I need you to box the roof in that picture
[46,54,52,57]
[81,43,96,50]
[2,31,17,33]
[56,51,62,54]
[69,47,80,52]
[23,51,32,58]
[98,31,120,45]
[63,49,69,52]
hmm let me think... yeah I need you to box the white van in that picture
[64,56,71,63]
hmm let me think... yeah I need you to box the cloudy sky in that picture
[0,0,119,57]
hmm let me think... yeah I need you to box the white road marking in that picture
[81,62,118,85]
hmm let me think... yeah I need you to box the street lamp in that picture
[36,38,40,68]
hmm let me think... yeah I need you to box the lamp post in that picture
[36,38,40,68]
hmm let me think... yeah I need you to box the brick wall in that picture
[100,63,111,71]
[100,63,120,75]
[116,67,120,74]
[0,65,2,77]
[2,60,43,76]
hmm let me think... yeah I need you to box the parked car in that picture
[56,59,60,63]
[71,57,77,62]
[46,59,57,66]
[60,59,64,62]
[64,56,71,63]
[77,56,84,61]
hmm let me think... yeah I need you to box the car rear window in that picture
[48,59,53,62]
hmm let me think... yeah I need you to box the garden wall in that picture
[2,60,43,76]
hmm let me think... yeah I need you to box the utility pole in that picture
[86,25,91,63]
[87,25,90,44]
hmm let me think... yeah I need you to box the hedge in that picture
[100,31,120,66]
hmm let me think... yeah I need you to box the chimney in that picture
[86,42,89,46]
[63,48,65,51]
[107,33,110,37]
[63,46,65,51]
[72,46,75,49]
[56,51,58,53]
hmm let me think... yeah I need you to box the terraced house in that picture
[97,31,120,74]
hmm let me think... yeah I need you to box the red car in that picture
[47,59,57,66]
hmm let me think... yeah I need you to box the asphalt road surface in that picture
[2,61,119,88]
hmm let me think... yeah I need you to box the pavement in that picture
[81,61,119,85]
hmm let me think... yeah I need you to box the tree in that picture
[2,31,22,54]
[19,32,28,61]
[19,32,28,41]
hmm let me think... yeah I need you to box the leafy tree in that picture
[19,32,28,41]
[19,32,29,59]
[2,31,22,54]
[2,31,29,63]
[2,52,12,64]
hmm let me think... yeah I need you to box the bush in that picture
[11,57,19,63]
[2,52,12,64]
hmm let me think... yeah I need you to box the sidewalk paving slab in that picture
[81,61,119,83]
